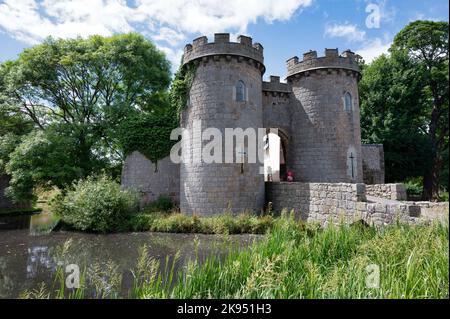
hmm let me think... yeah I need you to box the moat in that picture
[0,210,259,298]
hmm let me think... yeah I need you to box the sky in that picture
[0,0,448,80]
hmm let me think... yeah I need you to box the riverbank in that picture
[125,211,274,234]
[20,215,449,299]
[0,207,42,216]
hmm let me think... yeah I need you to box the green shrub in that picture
[438,191,449,202]
[143,195,174,213]
[404,178,423,199]
[51,175,138,233]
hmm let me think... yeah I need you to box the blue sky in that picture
[0,0,448,80]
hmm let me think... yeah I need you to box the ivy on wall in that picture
[170,63,197,118]
[116,62,197,166]
[115,110,178,167]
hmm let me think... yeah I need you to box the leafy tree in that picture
[360,20,448,200]
[0,68,34,175]
[1,33,172,199]
[359,51,431,182]
[5,128,84,202]
[391,20,449,200]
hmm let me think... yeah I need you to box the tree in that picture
[0,33,172,198]
[391,20,449,200]
[359,51,432,183]
[0,74,33,176]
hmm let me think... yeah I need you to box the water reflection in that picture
[0,210,259,298]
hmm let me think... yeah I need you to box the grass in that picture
[21,212,449,299]
[126,210,274,234]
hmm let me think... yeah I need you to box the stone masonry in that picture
[362,144,385,184]
[121,152,180,208]
[266,182,446,227]
[121,33,447,224]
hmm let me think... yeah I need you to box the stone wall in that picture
[362,144,385,184]
[410,201,449,223]
[287,55,363,183]
[265,182,444,227]
[180,34,265,216]
[365,183,407,201]
[121,152,180,207]
[266,182,366,225]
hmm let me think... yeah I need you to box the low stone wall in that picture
[362,144,385,184]
[266,182,445,227]
[266,182,367,225]
[365,183,407,201]
[121,152,180,207]
[410,201,449,223]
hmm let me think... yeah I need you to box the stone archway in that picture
[263,128,289,182]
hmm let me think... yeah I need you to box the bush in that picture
[143,195,174,213]
[404,178,423,199]
[51,175,138,233]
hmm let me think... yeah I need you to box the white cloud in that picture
[324,23,366,42]
[152,27,185,47]
[0,0,313,68]
[355,37,391,63]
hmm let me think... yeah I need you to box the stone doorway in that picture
[263,129,289,182]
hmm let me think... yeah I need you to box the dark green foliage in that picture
[0,33,172,201]
[391,20,448,200]
[5,126,110,203]
[113,109,178,164]
[51,175,138,233]
[170,63,197,118]
[0,133,22,174]
[359,52,431,182]
[404,178,424,200]
[360,20,449,198]
[142,195,174,213]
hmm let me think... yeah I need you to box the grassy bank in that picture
[126,211,274,234]
[22,213,449,299]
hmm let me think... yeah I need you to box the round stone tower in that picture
[286,48,363,183]
[180,33,265,215]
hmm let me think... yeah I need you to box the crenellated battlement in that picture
[182,33,265,73]
[286,48,361,80]
[262,75,291,95]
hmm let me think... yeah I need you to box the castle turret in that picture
[180,33,265,215]
[286,48,363,183]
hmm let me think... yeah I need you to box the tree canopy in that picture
[0,33,173,201]
[360,20,449,200]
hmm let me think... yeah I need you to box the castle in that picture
[0,33,446,224]
[121,33,391,218]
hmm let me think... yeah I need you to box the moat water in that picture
[0,207,259,298]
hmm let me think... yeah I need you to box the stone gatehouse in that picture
[121,33,447,225]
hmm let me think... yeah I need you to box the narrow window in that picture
[344,92,353,112]
[236,80,246,102]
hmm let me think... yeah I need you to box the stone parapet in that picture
[286,48,361,79]
[262,75,291,94]
[365,183,407,201]
[182,33,265,73]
